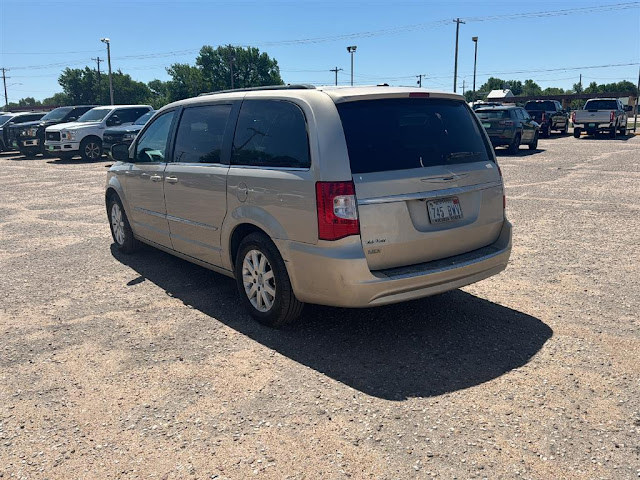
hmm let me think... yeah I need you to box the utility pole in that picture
[416,74,424,88]
[92,57,102,104]
[347,46,357,86]
[633,66,639,133]
[101,38,114,105]
[579,73,582,91]
[462,79,465,97]
[229,57,235,89]
[330,67,342,86]
[472,36,478,101]
[1,68,8,110]
[453,18,465,93]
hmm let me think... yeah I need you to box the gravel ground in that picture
[1,133,639,479]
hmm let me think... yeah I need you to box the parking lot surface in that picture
[1,133,639,479]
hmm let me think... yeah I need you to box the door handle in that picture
[165,176,178,184]
[150,175,163,182]
[123,170,133,175]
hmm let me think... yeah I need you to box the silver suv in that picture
[107,86,512,327]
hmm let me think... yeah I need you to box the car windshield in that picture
[134,110,155,125]
[525,101,555,111]
[40,107,74,122]
[585,100,618,110]
[476,109,510,119]
[337,98,492,174]
[76,108,110,122]
[0,114,14,126]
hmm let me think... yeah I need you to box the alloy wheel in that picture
[111,203,125,245]
[242,249,276,312]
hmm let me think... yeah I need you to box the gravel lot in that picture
[1,132,639,479]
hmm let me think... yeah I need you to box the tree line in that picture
[6,45,283,110]
[5,44,637,110]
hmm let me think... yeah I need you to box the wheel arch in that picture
[228,223,271,271]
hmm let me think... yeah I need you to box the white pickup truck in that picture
[44,105,152,160]
[572,98,629,138]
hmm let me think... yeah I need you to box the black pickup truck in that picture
[524,100,570,137]
[10,105,96,156]
[1,112,46,152]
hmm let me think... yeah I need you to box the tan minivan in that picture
[107,86,512,326]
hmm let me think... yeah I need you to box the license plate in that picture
[427,197,463,224]
[589,123,596,127]
[482,122,491,128]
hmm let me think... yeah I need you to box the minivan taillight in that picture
[316,181,360,241]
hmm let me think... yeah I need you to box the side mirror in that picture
[108,115,121,126]
[111,143,131,162]
[67,116,77,122]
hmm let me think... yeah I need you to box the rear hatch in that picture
[475,109,513,135]
[337,96,504,271]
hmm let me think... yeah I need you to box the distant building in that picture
[486,89,515,102]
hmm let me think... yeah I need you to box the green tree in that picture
[58,67,152,105]
[197,45,283,92]
[522,79,542,97]
[42,92,72,106]
[148,79,171,108]
[542,87,565,95]
[165,63,206,102]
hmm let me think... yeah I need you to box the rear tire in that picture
[528,131,539,150]
[108,195,139,253]
[543,125,551,138]
[235,233,304,327]
[619,126,627,135]
[561,122,568,134]
[573,128,581,138]
[610,126,617,139]
[507,133,521,154]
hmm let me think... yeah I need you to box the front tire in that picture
[235,233,304,327]
[573,127,581,138]
[80,137,102,161]
[108,196,139,253]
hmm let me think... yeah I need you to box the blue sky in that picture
[1,0,638,103]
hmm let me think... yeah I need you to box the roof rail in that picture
[198,84,316,97]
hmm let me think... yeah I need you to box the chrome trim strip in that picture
[134,207,219,231]
[357,181,502,205]
[134,207,165,219]
[166,214,219,231]
[229,165,310,172]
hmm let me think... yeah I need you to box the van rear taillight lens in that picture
[316,181,360,241]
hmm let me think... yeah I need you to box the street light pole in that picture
[347,46,357,86]
[472,36,478,101]
[101,38,114,105]
[453,18,465,92]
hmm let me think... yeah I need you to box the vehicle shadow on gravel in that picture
[112,245,553,401]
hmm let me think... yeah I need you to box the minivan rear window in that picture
[337,98,492,174]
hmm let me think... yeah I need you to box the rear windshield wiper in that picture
[445,151,482,160]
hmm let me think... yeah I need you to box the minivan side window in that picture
[232,100,310,169]
[173,104,232,164]
[134,110,175,163]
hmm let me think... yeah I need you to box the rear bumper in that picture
[279,220,512,308]
[573,122,614,131]
[487,132,516,146]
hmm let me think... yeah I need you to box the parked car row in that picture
[1,104,154,160]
